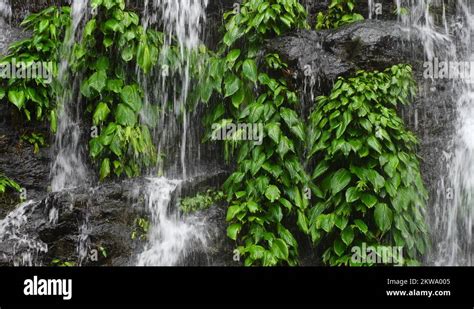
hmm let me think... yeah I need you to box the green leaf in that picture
[224,74,240,98]
[8,90,25,110]
[265,185,281,202]
[120,85,142,112]
[333,238,346,256]
[361,193,377,208]
[345,187,360,203]
[330,168,352,195]
[226,205,241,221]
[93,102,111,125]
[368,136,382,154]
[354,219,368,234]
[115,103,137,126]
[226,49,241,64]
[374,203,393,233]
[266,123,281,144]
[341,226,354,246]
[50,110,57,133]
[227,223,242,240]
[271,239,289,260]
[100,158,110,181]
[242,59,258,83]
[297,210,309,233]
[88,70,107,93]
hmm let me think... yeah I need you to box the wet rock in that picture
[0,170,232,266]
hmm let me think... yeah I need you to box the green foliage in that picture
[51,259,76,267]
[131,217,150,241]
[316,0,364,29]
[75,0,161,180]
[0,6,71,132]
[21,133,47,154]
[306,64,429,265]
[180,190,225,214]
[205,0,310,266]
[0,174,21,195]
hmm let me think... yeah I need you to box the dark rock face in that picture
[0,171,232,266]
[267,20,425,95]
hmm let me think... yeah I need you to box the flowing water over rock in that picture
[1,0,473,267]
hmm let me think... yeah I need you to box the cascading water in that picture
[135,0,212,266]
[0,0,11,21]
[50,0,90,192]
[0,201,47,266]
[397,0,473,265]
[430,0,474,266]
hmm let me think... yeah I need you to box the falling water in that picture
[0,0,11,21]
[0,201,48,266]
[431,0,474,266]
[136,178,209,266]
[50,0,90,192]
[135,0,212,266]
[142,0,208,179]
[396,0,473,265]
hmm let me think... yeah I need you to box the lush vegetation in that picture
[306,65,429,265]
[0,0,430,267]
[0,174,21,195]
[180,190,225,214]
[316,0,364,29]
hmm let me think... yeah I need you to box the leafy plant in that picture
[21,132,47,154]
[180,190,225,213]
[51,258,76,267]
[306,64,429,266]
[75,0,162,180]
[316,0,364,29]
[131,217,150,241]
[204,0,310,266]
[0,6,71,132]
[0,174,21,195]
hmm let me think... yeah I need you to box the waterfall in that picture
[0,0,11,21]
[141,0,208,179]
[50,0,90,192]
[133,0,212,266]
[0,201,48,266]
[431,0,474,266]
[396,0,473,265]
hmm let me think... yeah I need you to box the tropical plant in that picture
[306,64,429,266]
[180,189,225,213]
[21,132,47,154]
[204,0,310,266]
[316,0,364,29]
[75,0,162,180]
[0,6,71,132]
[0,174,21,195]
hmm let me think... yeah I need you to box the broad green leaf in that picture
[8,90,25,110]
[242,59,258,83]
[265,185,281,202]
[115,103,137,126]
[271,239,289,260]
[93,102,110,125]
[374,203,393,233]
[341,226,354,246]
[330,168,352,195]
[120,85,142,112]
[227,223,242,240]
[100,158,110,181]
[354,219,368,234]
[345,187,360,203]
